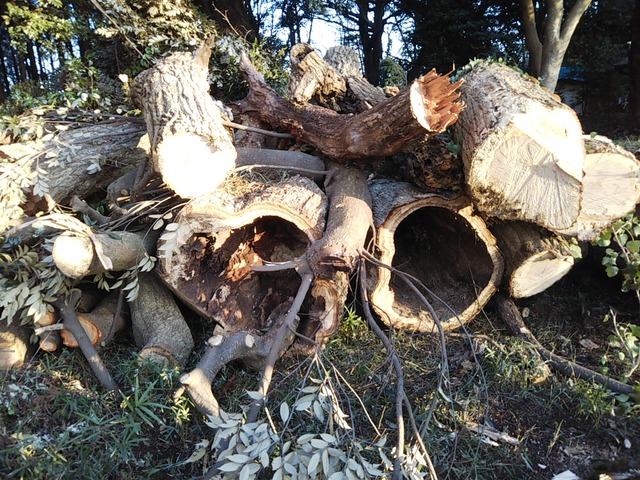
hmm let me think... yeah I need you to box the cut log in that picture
[39,330,61,352]
[52,230,157,279]
[130,273,193,367]
[491,221,579,298]
[0,121,146,231]
[556,136,640,240]
[237,53,463,160]
[368,179,504,332]
[0,321,32,369]
[457,60,585,231]
[131,39,236,198]
[301,163,373,348]
[156,175,326,333]
[60,294,128,348]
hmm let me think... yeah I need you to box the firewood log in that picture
[131,39,236,198]
[457,60,585,231]
[368,179,504,332]
[60,294,127,348]
[0,321,32,369]
[130,274,193,367]
[490,221,579,298]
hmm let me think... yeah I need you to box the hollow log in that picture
[556,136,640,240]
[237,53,463,161]
[490,221,579,298]
[52,230,157,279]
[368,179,504,332]
[457,60,585,231]
[131,40,236,198]
[156,175,326,334]
[300,163,373,349]
[130,273,194,367]
[0,321,32,369]
[60,294,128,348]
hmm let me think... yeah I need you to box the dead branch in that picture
[493,292,635,395]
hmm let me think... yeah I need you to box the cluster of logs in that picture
[2,42,639,417]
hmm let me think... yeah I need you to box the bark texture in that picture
[457,61,585,231]
[131,41,236,198]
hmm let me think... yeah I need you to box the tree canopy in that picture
[0,0,638,130]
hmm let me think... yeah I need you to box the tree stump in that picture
[368,179,504,332]
[457,60,585,231]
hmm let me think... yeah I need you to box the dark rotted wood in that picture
[156,176,327,333]
[237,53,463,161]
[131,39,236,198]
[368,179,503,332]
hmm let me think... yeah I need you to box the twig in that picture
[493,292,635,395]
[54,290,118,392]
[222,119,294,139]
[358,257,439,480]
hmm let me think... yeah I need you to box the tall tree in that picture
[519,0,593,92]
[631,0,640,127]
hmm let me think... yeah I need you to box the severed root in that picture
[54,290,118,391]
[493,292,636,395]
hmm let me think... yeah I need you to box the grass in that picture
[1,268,639,479]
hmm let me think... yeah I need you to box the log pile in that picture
[1,43,639,426]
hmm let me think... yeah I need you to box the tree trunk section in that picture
[237,53,463,161]
[131,41,236,198]
[130,273,194,367]
[60,294,128,348]
[491,221,578,298]
[368,179,504,332]
[0,321,32,369]
[556,136,640,240]
[157,176,327,334]
[457,60,585,231]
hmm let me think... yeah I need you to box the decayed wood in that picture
[368,179,504,332]
[52,230,157,279]
[131,40,236,198]
[300,163,373,348]
[0,320,32,369]
[490,221,578,298]
[457,60,585,231]
[157,175,326,331]
[130,273,194,367]
[556,136,640,240]
[238,53,463,160]
[60,294,127,348]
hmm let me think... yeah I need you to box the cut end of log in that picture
[52,233,94,279]
[156,132,237,198]
[509,252,575,298]
[411,70,464,133]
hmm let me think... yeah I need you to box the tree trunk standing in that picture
[204,0,258,42]
[130,40,236,198]
[631,0,640,128]
[457,60,585,231]
[519,0,593,92]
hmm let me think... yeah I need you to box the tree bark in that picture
[130,274,194,367]
[131,40,236,198]
[60,294,128,348]
[457,60,585,231]
[367,179,504,332]
[237,53,463,161]
[490,221,578,298]
[630,0,640,129]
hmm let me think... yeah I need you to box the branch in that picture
[54,290,118,392]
